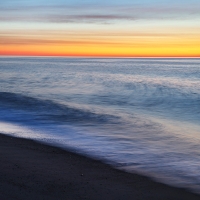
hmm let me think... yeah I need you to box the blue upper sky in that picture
[1,0,200,23]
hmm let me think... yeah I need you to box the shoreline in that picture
[0,133,199,200]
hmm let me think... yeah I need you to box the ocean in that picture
[0,57,200,193]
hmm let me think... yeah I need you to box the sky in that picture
[0,0,200,57]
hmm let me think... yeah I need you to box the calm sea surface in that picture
[0,57,200,192]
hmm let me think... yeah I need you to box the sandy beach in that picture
[0,133,199,200]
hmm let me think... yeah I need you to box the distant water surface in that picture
[0,57,200,193]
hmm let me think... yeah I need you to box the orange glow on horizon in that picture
[1,34,200,57]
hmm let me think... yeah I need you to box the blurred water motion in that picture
[0,57,200,193]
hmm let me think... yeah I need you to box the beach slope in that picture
[0,133,199,200]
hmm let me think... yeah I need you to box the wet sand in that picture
[0,133,199,200]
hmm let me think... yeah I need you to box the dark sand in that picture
[0,134,199,200]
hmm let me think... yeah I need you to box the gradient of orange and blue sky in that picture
[0,0,200,57]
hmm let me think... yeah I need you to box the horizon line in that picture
[0,55,200,59]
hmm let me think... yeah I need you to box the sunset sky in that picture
[0,0,200,57]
